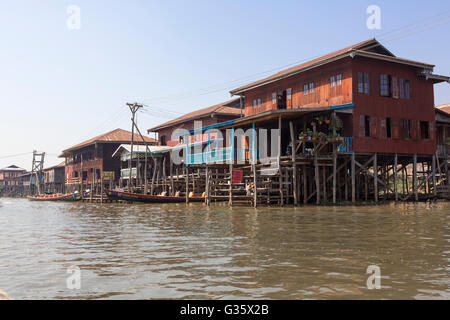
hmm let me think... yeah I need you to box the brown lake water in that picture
[0,198,449,300]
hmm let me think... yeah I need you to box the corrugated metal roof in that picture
[112,144,173,158]
[147,99,241,132]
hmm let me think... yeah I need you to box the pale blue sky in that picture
[1,0,449,170]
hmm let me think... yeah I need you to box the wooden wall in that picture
[352,56,436,155]
[243,58,353,116]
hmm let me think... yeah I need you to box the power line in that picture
[0,152,32,160]
[140,9,450,108]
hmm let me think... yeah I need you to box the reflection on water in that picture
[0,198,448,299]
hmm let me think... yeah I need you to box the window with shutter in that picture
[399,79,405,98]
[364,73,370,94]
[358,72,363,93]
[380,74,389,96]
[392,77,398,98]
[286,88,292,108]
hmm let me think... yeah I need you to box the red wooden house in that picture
[174,38,449,205]
[59,128,156,193]
[147,98,242,147]
[229,38,448,156]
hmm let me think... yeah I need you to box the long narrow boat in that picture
[27,193,81,202]
[105,190,205,203]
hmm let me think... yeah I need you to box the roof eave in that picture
[147,111,240,133]
[230,52,352,95]
[353,51,435,69]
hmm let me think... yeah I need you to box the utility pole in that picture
[30,150,45,195]
[126,102,143,191]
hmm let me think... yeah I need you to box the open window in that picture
[420,121,429,139]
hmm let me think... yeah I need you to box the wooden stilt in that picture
[278,117,283,206]
[185,165,189,204]
[394,154,399,202]
[303,165,307,204]
[374,153,378,203]
[351,152,356,203]
[169,155,174,196]
[322,165,327,202]
[314,149,320,205]
[413,154,418,201]
[332,149,337,204]
[432,154,437,197]
[289,121,298,205]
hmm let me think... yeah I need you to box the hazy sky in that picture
[1,0,449,170]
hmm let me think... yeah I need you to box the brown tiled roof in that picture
[436,103,450,114]
[230,38,434,95]
[147,98,241,132]
[61,128,157,155]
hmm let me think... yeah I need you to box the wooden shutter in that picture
[371,117,378,138]
[359,115,365,137]
[286,88,292,108]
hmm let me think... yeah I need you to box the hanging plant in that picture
[330,115,343,134]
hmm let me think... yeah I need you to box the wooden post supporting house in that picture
[229,127,234,206]
[278,117,284,206]
[374,153,378,203]
[169,155,174,196]
[394,154,399,202]
[185,165,189,204]
[332,147,337,204]
[413,154,418,201]
[432,154,437,197]
[289,121,298,205]
[303,165,307,204]
[351,152,356,203]
[252,122,258,208]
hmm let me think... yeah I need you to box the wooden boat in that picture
[27,193,81,202]
[105,190,205,203]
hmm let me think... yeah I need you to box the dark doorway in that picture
[277,91,287,110]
